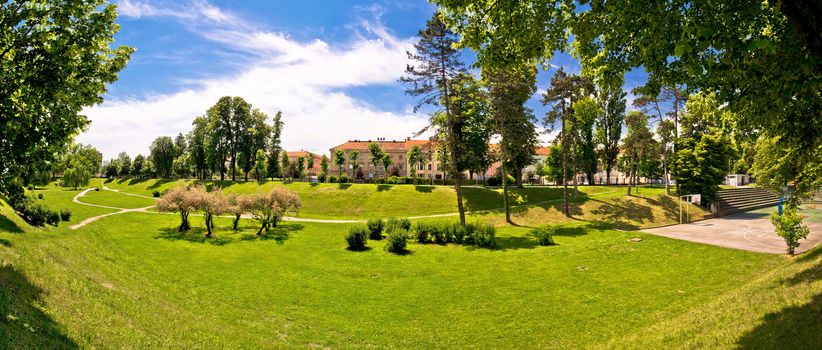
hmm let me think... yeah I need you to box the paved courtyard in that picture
[643,206,822,254]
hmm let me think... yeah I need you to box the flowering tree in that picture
[189,185,228,238]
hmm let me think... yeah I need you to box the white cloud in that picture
[83,1,429,159]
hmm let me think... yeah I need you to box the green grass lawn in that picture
[1,181,819,348]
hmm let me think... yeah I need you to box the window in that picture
[428,164,432,171]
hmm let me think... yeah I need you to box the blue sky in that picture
[81,0,647,159]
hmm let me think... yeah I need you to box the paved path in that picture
[70,189,156,229]
[642,209,822,254]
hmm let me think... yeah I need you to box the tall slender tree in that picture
[400,13,469,225]
[595,84,626,185]
[483,62,538,223]
[188,116,209,179]
[542,69,595,215]
[334,149,346,177]
[368,142,386,179]
[267,112,284,179]
[150,136,176,178]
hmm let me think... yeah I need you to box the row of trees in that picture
[433,0,820,210]
[156,185,301,237]
[104,97,335,182]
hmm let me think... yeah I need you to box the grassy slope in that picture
[100,178,705,227]
[4,208,818,348]
[3,183,813,348]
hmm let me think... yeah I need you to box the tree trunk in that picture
[502,162,511,224]
[205,213,213,238]
[256,222,265,236]
[233,214,240,230]
[627,167,632,195]
[572,141,578,198]
[179,211,190,232]
[606,168,612,185]
[561,106,569,216]
[441,67,466,227]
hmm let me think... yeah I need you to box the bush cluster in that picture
[152,190,161,198]
[328,175,338,183]
[346,226,369,250]
[413,222,495,248]
[59,209,72,222]
[385,218,411,232]
[528,227,556,246]
[384,228,407,253]
[366,218,384,240]
[317,173,327,183]
[9,195,60,227]
[339,173,350,184]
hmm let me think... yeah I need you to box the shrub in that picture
[59,209,72,222]
[328,175,337,183]
[11,196,54,227]
[152,190,161,197]
[387,176,399,184]
[413,222,433,243]
[346,226,369,250]
[771,208,810,255]
[318,172,327,183]
[376,178,386,184]
[384,228,407,254]
[431,224,448,244]
[37,193,44,200]
[367,219,384,240]
[529,227,556,246]
[46,210,60,226]
[450,223,467,244]
[466,224,496,248]
[385,217,411,232]
[339,173,350,184]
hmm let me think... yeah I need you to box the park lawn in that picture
[76,189,156,209]
[25,184,117,227]
[99,178,629,220]
[1,189,820,348]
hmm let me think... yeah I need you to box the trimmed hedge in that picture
[411,222,495,248]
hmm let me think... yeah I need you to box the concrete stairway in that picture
[715,188,779,215]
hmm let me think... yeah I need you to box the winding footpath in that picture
[69,185,622,229]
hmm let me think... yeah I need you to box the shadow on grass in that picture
[309,182,320,188]
[0,213,24,234]
[736,291,822,349]
[495,235,539,251]
[377,184,392,192]
[0,238,11,247]
[154,224,303,246]
[346,246,373,252]
[0,265,79,349]
[338,183,352,190]
[414,185,433,193]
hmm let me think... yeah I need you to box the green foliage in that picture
[437,0,822,203]
[327,175,337,183]
[385,218,411,232]
[770,208,810,255]
[366,219,384,240]
[387,176,399,185]
[62,167,91,189]
[384,228,408,254]
[345,226,369,251]
[10,196,58,227]
[150,136,176,178]
[0,0,132,194]
[59,209,72,222]
[338,173,349,184]
[572,97,602,184]
[595,85,626,184]
[465,223,496,248]
[672,94,732,203]
[528,227,557,246]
